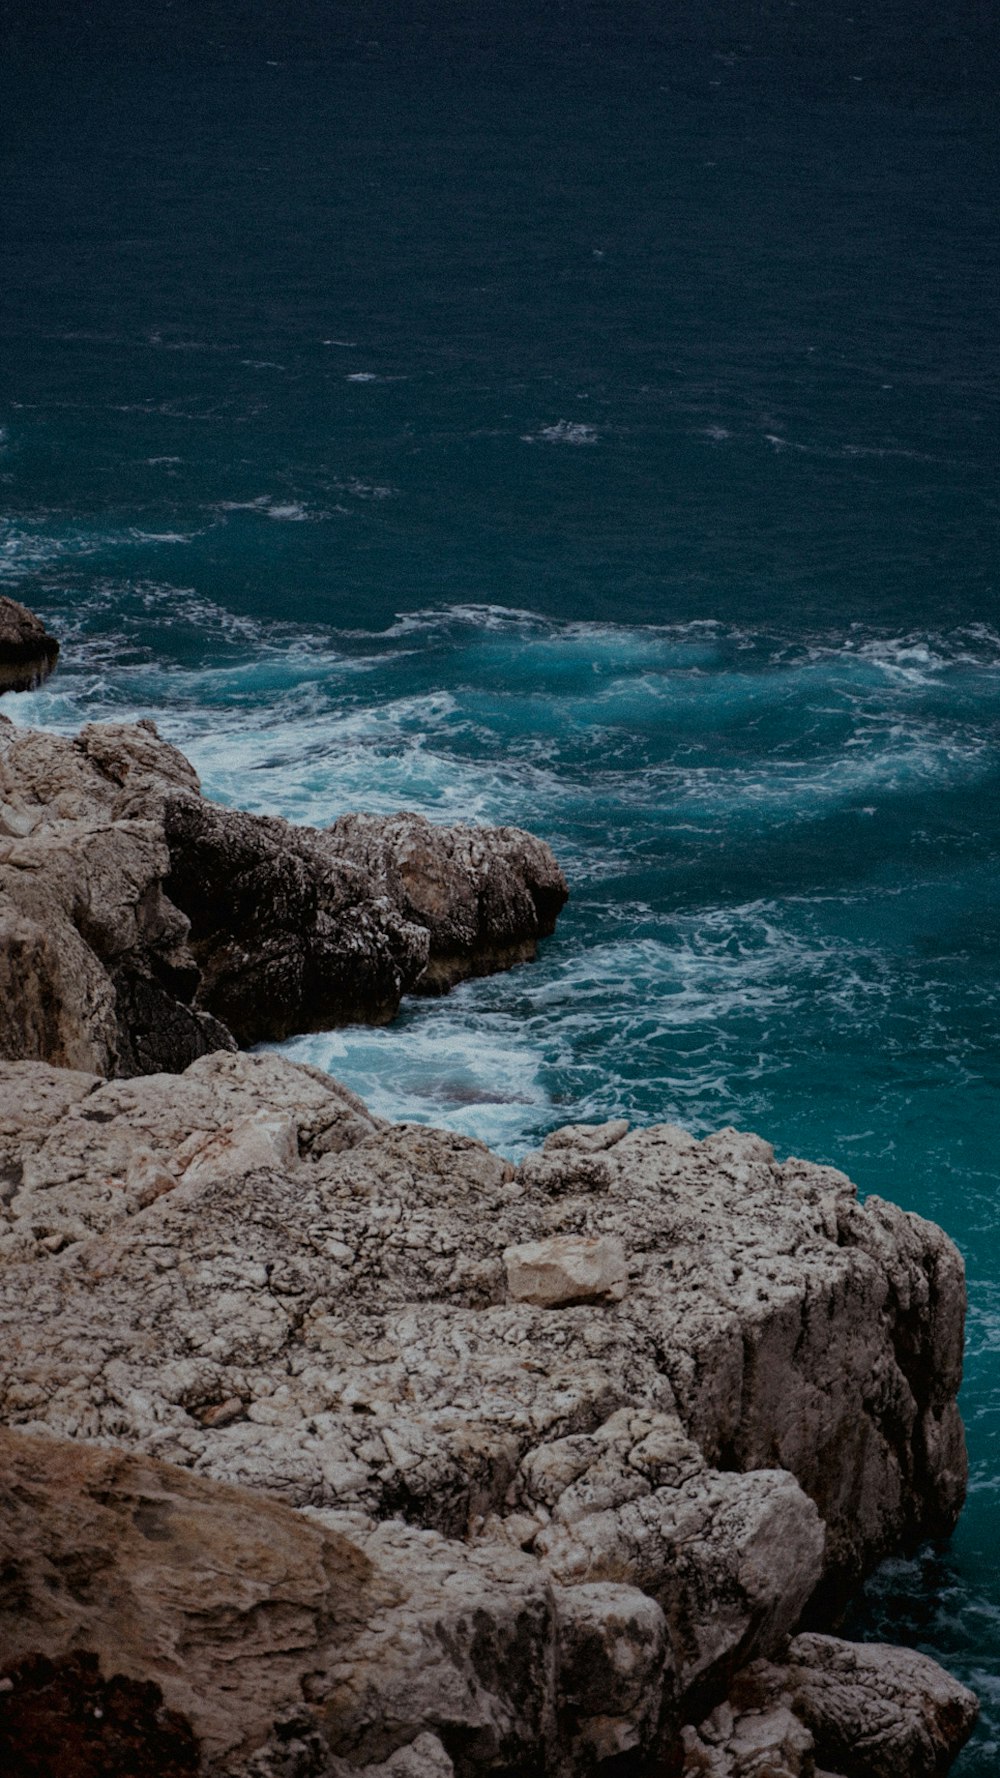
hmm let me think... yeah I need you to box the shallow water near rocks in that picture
[3,7,999,1766]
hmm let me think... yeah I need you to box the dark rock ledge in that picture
[0,714,568,1074]
[0,595,60,693]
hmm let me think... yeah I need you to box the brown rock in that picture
[0,597,59,695]
[0,1651,199,1778]
[0,1426,387,1771]
[0,1426,567,1776]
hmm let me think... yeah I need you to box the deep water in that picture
[2,7,999,1765]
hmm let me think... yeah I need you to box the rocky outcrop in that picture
[0,716,236,1076]
[316,811,569,995]
[160,799,564,1043]
[0,1053,977,1774]
[0,716,567,1071]
[0,595,59,693]
[681,1635,980,1777]
[2,1425,975,1778]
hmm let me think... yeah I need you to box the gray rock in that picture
[783,1633,980,1778]
[163,798,568,1040]
[682,1634,980,1777]
[317,810,569,994]
[0,1057,977,1773]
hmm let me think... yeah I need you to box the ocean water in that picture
[2,6,999,1765]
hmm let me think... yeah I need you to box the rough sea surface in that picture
[3,6,999,1766]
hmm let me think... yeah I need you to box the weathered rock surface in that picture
[0,717,232,1077]
[0,716,567,1071]
[316,811,569,995]
[682,1634,980,1776]
[0,595,60,694]
[0,1054,976,1773]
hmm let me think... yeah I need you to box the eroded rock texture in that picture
[0,717,567,1071]
[682,1634,980,1777]
[0,1054,976,1775]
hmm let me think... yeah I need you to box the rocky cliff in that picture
[0,1052,978,1777]
[0,716,568,1073]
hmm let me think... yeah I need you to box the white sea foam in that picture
[0,519,204,583]
[213,495,314,520]
[268,896,900,1158]
[274,1000,551,1154]
[339,478,396,500]
[126,529,196,544]
[523,420,599,445]
[16,597,997,846]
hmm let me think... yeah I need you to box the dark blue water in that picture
[3,9,999,1764]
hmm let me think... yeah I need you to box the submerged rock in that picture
[0,1054,977,1774]
[0,596,59,694]
[0,716,567,1071]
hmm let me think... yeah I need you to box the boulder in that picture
[681,1634,979,1777]
[162,799,568,1040]
[0,596,59,694]
[318,810,569,993]
[0,1426,539,1777]
[160,794,432,1040]
[781,1634,980,1778]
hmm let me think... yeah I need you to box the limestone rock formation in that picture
[0,1053,977,1773]
[0,716,229,1077]
[682,1634,980,1776]
[0,595,60,694]
[318,811,569,994]
[0,716,567,1071]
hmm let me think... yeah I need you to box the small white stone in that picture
[502,1234,628,1307]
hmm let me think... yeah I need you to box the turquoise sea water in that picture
[3,9,999,1765]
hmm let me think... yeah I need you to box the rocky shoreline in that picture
[0,1053,978,1776]
[0,608,980,1776]
[0,711,567,1074]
